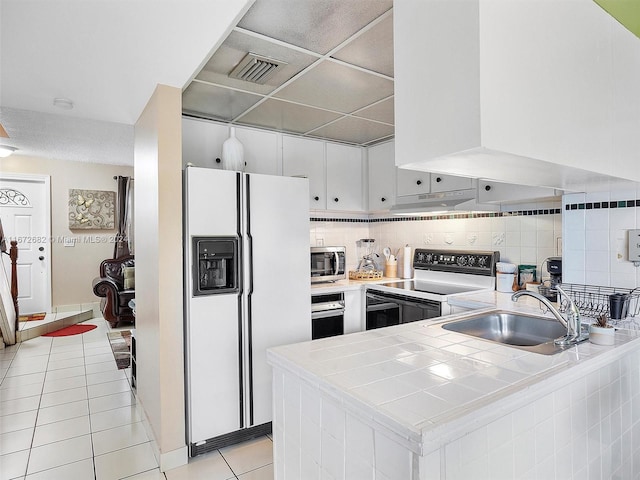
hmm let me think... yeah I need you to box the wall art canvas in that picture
[68,189,115,229]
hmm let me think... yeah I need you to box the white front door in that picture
[0,174,52,315]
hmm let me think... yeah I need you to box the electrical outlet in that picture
[316,238,324,246]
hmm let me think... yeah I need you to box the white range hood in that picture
[391,188,499,215]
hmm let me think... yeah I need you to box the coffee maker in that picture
[548,257,562,290]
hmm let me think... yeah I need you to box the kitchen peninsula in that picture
[267,292,640,479]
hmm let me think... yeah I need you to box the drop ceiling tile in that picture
[332,13,394,77]
[310,116,394,145]
[353,96,394,124]
[238,0,393,55]
[182,83,263,122]
[274,60,394,114]
[235,98,342,134]
[195,31,319,95]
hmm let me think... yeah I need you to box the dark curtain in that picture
[0,218,6,253]
[113,176,133,258]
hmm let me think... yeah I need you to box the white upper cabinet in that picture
[478,180,559,204]
[368,141,395,211]
[326,144,364,212]
[235,128,279,175]
[430,174,473,193]
[396,169,430,197]
[282,135,326,209]
[182,117,228,169]
[394,0,640,189]
[182,117,279,175]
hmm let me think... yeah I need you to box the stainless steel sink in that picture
[441,311,579,355]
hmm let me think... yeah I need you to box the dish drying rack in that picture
[555,283,640,319]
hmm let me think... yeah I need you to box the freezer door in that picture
[185,167,239,236]
[244,173,311,426]
[186,294,242,443]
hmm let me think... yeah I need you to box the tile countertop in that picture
[267,289,640,455]
[310,276,405,293]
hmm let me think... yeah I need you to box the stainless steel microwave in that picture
[310,246,346,283]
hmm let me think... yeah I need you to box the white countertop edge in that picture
[267,348,425,454]
[419,334,640,455]
[269,332,640,457]
[268,307,640,457]
[311,277,406,294]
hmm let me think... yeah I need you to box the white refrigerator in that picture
[184,167,311,456]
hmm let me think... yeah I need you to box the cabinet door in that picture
[182,117,228,169]
[182,118,279,175]
[397,169,430,197]
[326,144,364,212]
[235,128,279,175]
[343,289,363,334]
[368,141,395,211]
[282,136,326,209]
[478,181,559,203]
[430,174,473,192]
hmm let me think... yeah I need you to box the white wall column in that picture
[134,84,186,471]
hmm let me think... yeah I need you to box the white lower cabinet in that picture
[343,289,364,334]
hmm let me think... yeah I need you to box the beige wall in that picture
[0,155,133,307]
[134,84,186,469]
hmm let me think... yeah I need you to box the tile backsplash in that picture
[310,202,562,282]
[563,188,640,288]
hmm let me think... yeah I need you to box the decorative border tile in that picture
[566,200,640,210]
[311,209,562,223]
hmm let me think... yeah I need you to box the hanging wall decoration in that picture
[68,189,115,229]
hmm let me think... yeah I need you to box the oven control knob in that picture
[468,256,476,266]
[425,253,432,263]
[478,257,487,267]
[457,256,467,266]
[417,253,425,263]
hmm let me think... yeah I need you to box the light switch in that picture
[629,229,640,265]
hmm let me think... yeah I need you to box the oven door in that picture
[365,290,441,330]
[311,292,345,340]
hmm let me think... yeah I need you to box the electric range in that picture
[365,249,500,330]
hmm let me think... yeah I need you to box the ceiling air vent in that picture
[229,53,287,85]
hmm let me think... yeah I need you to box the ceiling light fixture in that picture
[53,97,74,110]
[0,122,18,157]
[0,146,18,158]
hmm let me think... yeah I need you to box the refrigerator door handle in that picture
[245,173,254,425]
[248,234,254,295]
[236,172,244,295]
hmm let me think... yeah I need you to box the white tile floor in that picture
[0,317,274,480]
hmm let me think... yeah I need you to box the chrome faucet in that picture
[511,285,587,346]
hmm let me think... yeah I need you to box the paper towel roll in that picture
[402,245,412,279]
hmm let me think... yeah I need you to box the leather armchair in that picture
[92,255,135,328]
